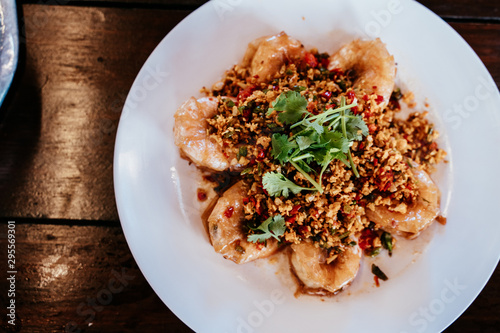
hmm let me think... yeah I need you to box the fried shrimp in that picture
[290,241,362,295]
[207,181,279,264]
[366,162,440,238]
[174,97,229,171]
[242,31,305,84]
[328,38,396,108]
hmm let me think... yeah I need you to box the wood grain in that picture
[419,0,500,20]
[0,5,189,221]
[0,223,194,332]
[17,0,500,20]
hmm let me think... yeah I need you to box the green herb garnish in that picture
[247,214,286,243]
[381,232,393,256]
[269,91,309,124]
[371,264,388,281]
[262,172,314,198]
[263,92,367,195]
[237,146,247,161]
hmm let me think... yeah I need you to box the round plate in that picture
[113,0,500,332]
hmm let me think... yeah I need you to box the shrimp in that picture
[365,163,440,238]
[328,38,396,108]
[242,31,305,84]
[290,241,362,295]
[173,96,231,172]
[207,181,279,264]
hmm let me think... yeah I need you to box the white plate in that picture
[113,0,500,332]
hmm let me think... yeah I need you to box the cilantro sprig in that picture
[262,172,315,198]
[247,214,286,243]
[267,91,308,124]
[263,91,368,196]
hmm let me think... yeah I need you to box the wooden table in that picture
[0,0,498,331]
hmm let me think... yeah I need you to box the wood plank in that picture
[0,222,498,331]
[419,0,500,20]
[0,223,194,332]
[0,5,189,221]
[17,0,500,20]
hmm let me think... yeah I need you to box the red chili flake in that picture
[372,85,378,90]
[363,111,372,119]
[237,85,256,103]
[242,197,249,205]
[257,149,266,161]
[358,142,365,150]
[368,123,377,134]
[373,158,378,166]
[375,95,384,104]
[242,108,251,119]
[429,142,438,150]
[330,68,344,76]
[377,169,394,192]
[298,225,309,236]
[362,94,369,101]
[197,189,207,201]
[307,101,319,114]
[223,152,230,158]
[374,275,380,287]
[384,182,392,191]
[303,51,318,68]
[320,91,332,100]
[359,228,377,251]
[253,75,259,79]
[248,157,256,166]
[320,57,330,68]
[351,105,360,115]
[290,205,301,216]
[286,216,296,224]
[224,206,234,218]
[255,200,265,216]
[346,90,355,101]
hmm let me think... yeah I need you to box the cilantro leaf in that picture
[271,133,297,164]
[271,91,308,125]
[247,214,286,243]
[344,113,369,141]
[303,118,324,134]
[262,171,313,197]
[319,130,350,153]
[296,136,315,150]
